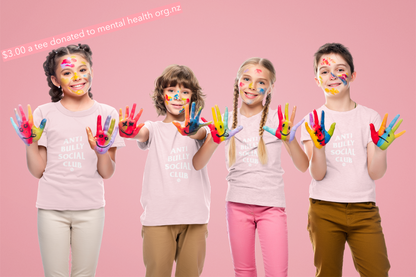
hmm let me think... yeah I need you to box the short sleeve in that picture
[33,107,47,147]
[137,121,153,150]
[368,112,382,144]
[110,108,125,149]
[300,114,311,144]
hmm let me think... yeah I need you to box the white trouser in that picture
[37,208,105,277]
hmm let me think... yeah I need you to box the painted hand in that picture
[10,104,46,146]
[119,103,144,138]
[305,110,336,149]
[86,115,118,154]
[263,103,305,142]
[370,114,405,150]
[172,103,211,136]
[208,105,243,144]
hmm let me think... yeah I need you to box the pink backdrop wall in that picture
[1,0,415,276]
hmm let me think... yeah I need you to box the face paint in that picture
[255,69,262,74]
[61,58,74,69]
[321,57,336,66]
[72,72,80,80]
[325,88,339,95]
[239,82,244,87]
[174,94,180,100]
[258,88,266,94]
[319,76,323,86]
[337,73,348,85]
[244,69,249,73]
[248,82,253,89]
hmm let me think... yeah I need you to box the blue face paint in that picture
[258,88,266,94]
[174,94,179,100]
[331,72,336,78]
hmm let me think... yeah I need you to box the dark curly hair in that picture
[43,44,93,102]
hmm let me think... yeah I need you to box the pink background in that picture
[1,0,415,276]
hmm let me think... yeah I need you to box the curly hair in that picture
[43,44,93,102]
[152,65,205,116]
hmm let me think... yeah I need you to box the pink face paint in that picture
[255,69,262,74]
[165,94,173,102]
[61,58,74,69]
[239,82,244,87]
[321,57,336,66]
[337,73,348,85]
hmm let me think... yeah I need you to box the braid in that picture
[257,93,272,165]
[228,79,240,167]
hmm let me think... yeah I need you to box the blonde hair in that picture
[152,65,205,116]
[228,58,276,166]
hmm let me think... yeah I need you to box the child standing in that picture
[119,65,211,277]
[301,43,405,276]
[192,58,309,277]
[11,44,124,276]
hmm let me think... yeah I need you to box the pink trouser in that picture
[226,201,288,277]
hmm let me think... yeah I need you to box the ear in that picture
[350,71,357,83]
[51,75,60,88]
[314,76,321,87]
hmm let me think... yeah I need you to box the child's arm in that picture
[193,134,219,170]
[26,144,47,178]
[282,139,309,172]
[95,147,116,179]
[367,113,405,180]
[303,141,327,181]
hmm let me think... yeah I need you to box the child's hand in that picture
[305,109,335,149]
[263,103,305,142]
[172,103,211,136]
[209,105,243,144]
[119,103,144,138]
[86,115,118,154]
[370,114,405,150]
[10,104,46,146]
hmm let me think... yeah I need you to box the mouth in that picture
[244,91,258,99]
[327,83,341,88]
[120,129,134,136]
[215,131,229,138]
[171,103,184,109]
[378,136,388,143]
[70,82,86,90]
[280,131,290,136]
[95,142,110,149]
[317,138,325,143]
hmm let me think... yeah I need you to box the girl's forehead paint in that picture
[255,69,262,74]
[244,69,249,73]
[61,58,74,69]
[81,61,87,65]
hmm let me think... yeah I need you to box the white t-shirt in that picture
[137,121,211,226]
[300,104,382,203]
[224,109,286,207]
[33,100,125,210]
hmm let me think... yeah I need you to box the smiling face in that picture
[163,84,192,115]
[52,54,92,97]
[238,65,271,105]
[315,53,355,96]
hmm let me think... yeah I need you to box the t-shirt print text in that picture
[165,146,191,182]
[330,133,355,166]
[59,136,85,171]
[239,136,260,167]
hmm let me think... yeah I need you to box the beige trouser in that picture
[142,224,208,277]
[37,208,105,277]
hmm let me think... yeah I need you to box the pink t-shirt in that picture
[137,121,211,226]
[300,104,382,203]
[224,109,286,207]
[33,101,125,210]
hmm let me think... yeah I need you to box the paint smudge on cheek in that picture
[239,82,244,87]
[258,88,266,94]
[337,73,348,86]
[182,98,190,104]
[60,77,70,85]
[325,88,339,95]
[319,76,323,86]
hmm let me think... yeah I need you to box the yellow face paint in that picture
[72,72,79,80]
[325,88,339,95]
[319,76,323,86]
[248,82,253,89]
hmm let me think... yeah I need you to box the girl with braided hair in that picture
[11,44,124,276]
[196,58,308,276]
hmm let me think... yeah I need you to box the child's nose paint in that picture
[174,94,179,100]
[72,72,80,80]
[248,82,253,89]
[330,72,336,78]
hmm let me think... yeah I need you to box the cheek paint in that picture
[239,82,244,87]
[319,76,323,86]
[258,88,266,94]
[337,73,348,86]
[182,98,190,104]
[60,77,70,85]
[165,94,173,101]
[325,88,339,95]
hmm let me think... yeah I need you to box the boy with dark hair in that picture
[301,43,405,276]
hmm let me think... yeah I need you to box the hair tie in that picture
[54,50,58,54]
[78,43,83,50]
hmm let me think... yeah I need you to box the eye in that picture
[288,127,291,130]
[105,137,109,141]
[129,122,134,126]
[388,134,390,137]
[122,122,127,126]
[244,78,249,81]
[19,128,23,132]
[23,124,28,128]
[63,72,71,76]
[99,134,103,138]
[80,68,86,72]
[259,81,265,85]
[183,91,190,94]
[282,123,285,127]
[168,89,174,93]
[338,69,344,72]
[220,125,222,129]
[321,71,327,74]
